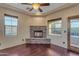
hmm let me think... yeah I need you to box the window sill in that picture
[4,35,17,37]
[70,35,79,38]
[48,34,62,37]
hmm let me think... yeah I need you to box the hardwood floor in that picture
[0,44,79,56]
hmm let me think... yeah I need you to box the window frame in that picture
[48,18,62,36]
[4,14,18,36]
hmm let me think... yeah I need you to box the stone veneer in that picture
[30,26,47,38]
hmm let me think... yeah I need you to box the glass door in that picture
[69,18,79,51]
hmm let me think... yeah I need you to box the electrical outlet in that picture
[22,39,24,41]
[63,42,65,44]
[64,30,66,33]
[0,43,1,46]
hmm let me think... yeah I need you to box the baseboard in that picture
[0,42,26,50]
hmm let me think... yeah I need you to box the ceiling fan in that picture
[21,3,50,12]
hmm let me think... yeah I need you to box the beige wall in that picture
[29,16,46,26]
[0,7,46,50]
[0,7,30,49]
[46,4,79,48]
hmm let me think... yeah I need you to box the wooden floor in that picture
[0,44,79,56]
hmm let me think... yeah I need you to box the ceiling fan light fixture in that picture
[35,12,42,15]
[32,3,40,10]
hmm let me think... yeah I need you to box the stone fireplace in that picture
[30,26,47,38]
[26,26,50,44]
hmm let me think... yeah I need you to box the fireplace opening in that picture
[34,31,43,38]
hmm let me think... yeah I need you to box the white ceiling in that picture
[0,3,75,16]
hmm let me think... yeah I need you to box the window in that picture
[70,18,79,36]
[48,18,62,35]
[4,14,18,36]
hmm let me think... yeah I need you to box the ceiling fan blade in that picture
[29,8,33,11]
[40,3,50,6]
[21,3,32,5]
[39,8,43,12]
